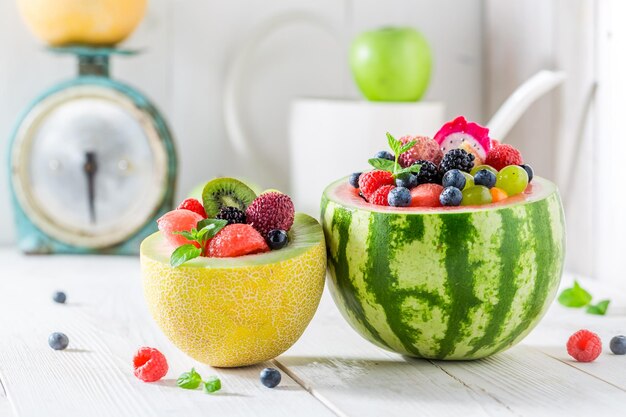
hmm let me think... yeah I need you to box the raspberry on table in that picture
[566,329,602,362]
[177,198,207,218]
[370,185,395,206]
[358,170,394,201]
[133,347,169,382]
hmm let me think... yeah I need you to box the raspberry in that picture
[410,183,444,207]
[157,209,204,249]
[209,224,270,258]
[133,347,169,382]
[485,144,523,171]
[358,170,394,201]
[370,185,395,206]
[246,192,295,236]
[567,329,602,362]
[177,198,207,218]
[399,136,443,167]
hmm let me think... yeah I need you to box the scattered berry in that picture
[48,332,69,350]
[474,169,497,188]
[410,184,443,207]
[388,187,412,207]
[442,169,466,190]
[520,164,534,183]
[246,192,295,236]
[209,224,270,258]
[52,291,66,304]
[567,329,602,362]
[349,172,362,188]
[610,335,626,355]
[157,209,204,248]
[374,150,394,161]
[485,143,523,171]
[440,187,463,206]
[371,185,395,206]
[413,160,441,184]
[490,187,508,203]
[266,229,289,250]
[395,173,418,189]
[358,170,394,201]
[260,368,281,388]
[439,149,475,174]
[216,206,247,225]
[203,376,222,394]
[177,198,207,218]
[398,135,443,167]
[133,347,169,382]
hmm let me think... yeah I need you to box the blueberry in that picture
[260,367,281,388]
[474,169,497,188]
[610,335,626,355]
[440,187,463,206]
[520,164,534,183]
[266,230,288,250]
[374,151,394,161]
[349,172,361,188]
[395,173,418,189]
[52,291,66,304]
[388,187,412,207]
[442,169,466,190]
[48,332,69,350]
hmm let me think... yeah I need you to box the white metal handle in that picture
[487,70,567,141]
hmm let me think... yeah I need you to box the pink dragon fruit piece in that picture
[434,116,492,161]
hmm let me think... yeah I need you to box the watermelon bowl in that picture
[140,213,326,367]
[321,177,565,360]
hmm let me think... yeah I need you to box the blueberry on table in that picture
[610,335,626,355]
[52,291,66,304]
[48,332,69,350]
[260,367,281,388]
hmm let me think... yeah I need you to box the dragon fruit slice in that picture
[434,116,492,162]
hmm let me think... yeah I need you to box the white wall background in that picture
[0,0,484,245]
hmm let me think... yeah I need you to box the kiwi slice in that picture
[202,178,257,217]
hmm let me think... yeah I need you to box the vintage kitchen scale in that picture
[8,47,177,255]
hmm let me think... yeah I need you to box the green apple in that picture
[350,27,432,102]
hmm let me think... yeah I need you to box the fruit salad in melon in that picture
[321,117,565,359]
[140,178,326,367]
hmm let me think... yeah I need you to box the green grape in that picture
[470,164,498,176]
[461,172,474,190]
[496,165,529,196]
[461,186,493,206]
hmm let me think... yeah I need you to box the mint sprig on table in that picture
[557,280,611,315]
[177,368,203,389]
[170,219,228,267]
[368,133,421,178]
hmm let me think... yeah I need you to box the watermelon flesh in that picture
[321,176,565,359]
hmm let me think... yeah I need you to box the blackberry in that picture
[216,206,246,225]
[439,149,475,173]
[413,160,441,184]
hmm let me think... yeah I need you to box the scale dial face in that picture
[11,85,169,249]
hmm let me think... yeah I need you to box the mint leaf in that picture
[586,299,610,315]
[557,280,592,308]
[197,219,228,240]
[170,244,202,267]
[396,164,422,176]
[386,132,401,155]
[398,140,417,155]
[368,158,397,172]
[172,230,198,240]
[203,376,221,394]
[177,368,203,389]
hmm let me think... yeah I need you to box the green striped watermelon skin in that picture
[321,177,565,359]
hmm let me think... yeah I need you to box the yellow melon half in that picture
[140,213,327,367]
[17,0,147,46]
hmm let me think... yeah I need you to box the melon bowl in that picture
[321,177,565,360]
[140,213,326,367]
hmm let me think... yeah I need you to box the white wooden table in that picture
[1,249,625,417]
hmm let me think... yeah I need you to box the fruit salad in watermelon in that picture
[322,117,565,359]
[140,178,326,367]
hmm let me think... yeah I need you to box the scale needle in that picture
[83,152,98,224]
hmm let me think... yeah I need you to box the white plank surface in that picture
[1,250,625,417]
